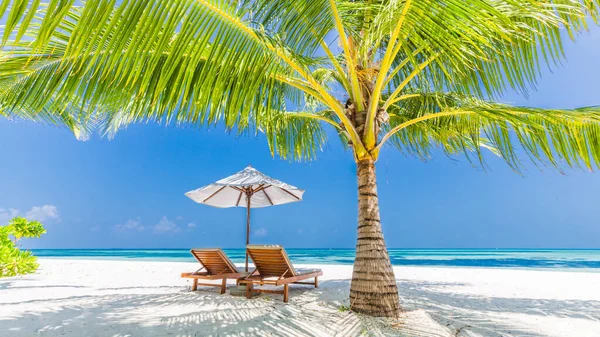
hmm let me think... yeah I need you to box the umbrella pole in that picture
[245,193,250,272]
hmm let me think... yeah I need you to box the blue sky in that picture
[3,26,600,249]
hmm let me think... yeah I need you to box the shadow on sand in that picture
[2,278,599,337]
[396,278,600,337]
[0,280,399,337]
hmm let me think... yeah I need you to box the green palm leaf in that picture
[1,0,598,165]
[381,93,600,172]
[1,3,330,158]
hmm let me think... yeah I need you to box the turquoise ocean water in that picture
[31,249,600,270]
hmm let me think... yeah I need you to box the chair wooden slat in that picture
[181,248,248,294]
[241,245,322,303]
[190,248,238,275]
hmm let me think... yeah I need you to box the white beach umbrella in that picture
[185,165,304,271]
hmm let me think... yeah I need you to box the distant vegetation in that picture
[0,217,46,278]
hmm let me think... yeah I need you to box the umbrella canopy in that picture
[185,166,304,208]
[185,165,304,271]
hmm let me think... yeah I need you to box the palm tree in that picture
[1,0,600,317]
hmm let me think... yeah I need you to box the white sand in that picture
[1,259,599,337]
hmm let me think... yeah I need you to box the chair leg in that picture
[220,278,227,294]
[192,278,198,291]
[283,284,289,303]
[246,283,253,299]
[315,276,319,288]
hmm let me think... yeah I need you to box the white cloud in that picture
[116,218,144,232]
[254,228,268,237]
[0,208,20,225]
[296,229,304,235]
[187,222,196,229]
[25,205,60,222]
[90,225,101,232]
[0,205,60,225]
[153,216,180,234]
[176,216,184,221]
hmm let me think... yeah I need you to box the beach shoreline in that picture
[28,248,600,270]
[1,258,599,336]
[31,255,600,275]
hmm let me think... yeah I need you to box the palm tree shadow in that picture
[396,278,600,337]
[0,280,398,337]
[0,279,35,289]
[3,278,598,337]
[310,278,600,337]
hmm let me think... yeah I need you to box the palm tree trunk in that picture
[349,159,401,317]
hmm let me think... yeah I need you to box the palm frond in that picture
[380,93,600,172]
[240,0,333,57]
[368,0,598,100]
[256,109,328,160]
[1,0,599,168]
[0,2,338,159]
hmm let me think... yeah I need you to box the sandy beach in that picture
[1,259,599,337]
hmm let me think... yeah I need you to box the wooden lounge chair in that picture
[239,245,323,303]
[181,248,247,294]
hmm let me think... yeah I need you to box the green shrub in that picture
[0,217,46,278]
[338,304,350,312]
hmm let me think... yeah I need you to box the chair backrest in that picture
[246,245,296,278]
[190,248,238,275]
